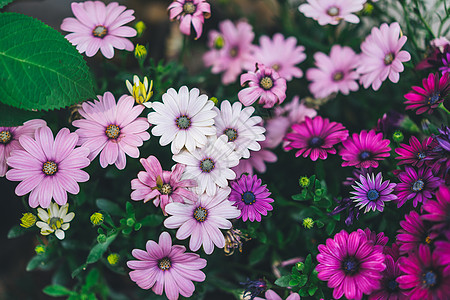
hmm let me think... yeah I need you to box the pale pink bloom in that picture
[6,126,90,208]
[61,1,137,59]
[168,0,211,39]
[0,119,46,177]
[251,33,306,81]
[298,0,366,26]
[203,20,255,85]
[72,92,150,170]
[431,36,450,51]
[357,22,411,91]
[307,45,359,98]
[127,232,206,300]
[232,141,277,177]
[255,290,300,300]
[164,188,240,254]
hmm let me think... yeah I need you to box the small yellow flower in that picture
[107,253,120,265]
[362,3,374,15]
[126,75,154,107]
[214,35,225,49]
[299,176,310,188]
[20,213,36,228]
[209,97,218,105]
[90,212,104,226]
[35,244,46,255]
[303,217,314,229]
[134,44,147,60]
[392,131,404,143]
[135,21,146,37]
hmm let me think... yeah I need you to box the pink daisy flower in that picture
[61,1,137,59]
[316,229,386,300]
[395,136,433,167]
[232,141,277,177]
[238,64,287,109]
[168,0,211,40]
[0,119,46,177]
[127,231,206,300]
[255,290,300,300]
[340,129,391,168]
[306,45,359,98]
[397,211,438,255]
[130,156,197,215]
[251,33,306,81]
[72,92,150,170]
[369,254,408,300]
[6,126,90,208]
[164,188,241,254]
[422,185,450,233]
[298,0,366,26]
[357,22,411,91]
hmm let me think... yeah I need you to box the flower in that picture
[395,136,433,167]
[303,217,314,229]
[229,174,273,222]
[0,119,46,177]
[72,92,150,170]
[107,253,120,265]
[130,155,197,214]
[134,44,147,60]
[127,231,206,299]
[340,129,391,168]
[397,245,450,300]
[35,245,46,255]
[6,126,90,208]
[148,86,217,155]
[395,166,441,208]
[329,197,360,226]
[255,289,300,300]
[232,141,277,177]
[240,279,267,299]
[90,212,104,225]
[224,228,250,256]
[20,212,36,228]
[60,1,137,59]
[203,20,255,84]
[164,188,240,254]
[427,125,450,177]
[306,45,359,98]
[397,211,437,254]
[251,33,306,81]
[135,21,146,37]
[422,185,450,233]
[173,135,240,196]
[213,100,266,159]
[238,64,287,108]
[440,51,450,75]
[168,0,211,40]
[360,228,389,248]
[36,203,75,240]
[357,22,411,91]
[126,75,153,107]
[316,230,386,300]
[298,0,366,26]
[350,172,397,213]
[369,254,408,300]
[284,116,349,161]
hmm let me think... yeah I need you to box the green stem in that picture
[413,0,436,39]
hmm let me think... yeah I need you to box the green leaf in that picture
[71,264,87,279]
[326,221,336,235]
[299,287,309,297]
[0,0,14,9]
[140,214,163,227]
[274,275,291,288]
[43,285,75,297]
[289,278,300,286]
[0,13,94,111]
[27,255,47,271]
[304,254,312,274]
[297,274,308,287]
[126,201,135,217]
[7,225,27,239]
[308,285,318,296]
[86,234,117,264]
[249,244,269,266]
[85,268,100,290]
[0,103,44,126]
[96,199,123,216]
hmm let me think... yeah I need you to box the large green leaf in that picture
[0,0,14,9]
[0,13,95,111]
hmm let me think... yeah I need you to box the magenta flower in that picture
[239,64,287,108]
[232,141,277,177]
[369,254,408,300]
[435,240,450,273]
[306,45,359,98]
[255,290,300,300]
[395,136,433,167]
[397,211,438,255]
[340,129,391,168]
[130,156,197,214]
[359,228,389,249]
[229,174,274,222]
[168,0,211,40]
[422,185,450,232]
[6,126,90,208]
[397,245,450,300]
[357,23,411,91]
[0,119,46,177]
[127,232,206,300]
[298,0,366,26]
[284,116,349,161]
[316,230,386,300]
[405,72,450,114]
[72,92,150,170]
[61,1,136,59]
[252,33,306,81]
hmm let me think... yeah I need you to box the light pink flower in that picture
[72,92,150,170]
[203,20,255,85]
[431,36,450,51]
[298,0,366,26]
[255,290,300,300]
[61,1,136,59]
[6,126,90,208]
[168,0,211,40]
[0,119,46,177]
[307,45,359,98]
[232,141,277,177]
[127,231,206,300]
[357,22,411,91]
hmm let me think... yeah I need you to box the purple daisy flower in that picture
[440,51,450,75]
[395,166,441,208]
[229,174,274,222]
[329,197,360,226]
[397,211,438,255]
[395,136,433,168]
[359,228,389,249]
[427,125,450,177]
[350,172,397,213]
[369,254,408,300]
[422,185,450,233]
[168,0,211,40]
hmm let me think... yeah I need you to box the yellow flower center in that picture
[183,2,196,14]
[48,217,63,230]
[160,183,172,195]
[93,25,108,38]
[43,161,58,176]
[384,53,394,65]
[260,76,274,90]
[158,257,172,270]
[193,207,208,222]
[0,130,11,144]
[106,124,120,139]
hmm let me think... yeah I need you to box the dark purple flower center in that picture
[106,124,120,139]
[384,53,394,65]
[326,6,340,16]
[242,191,256,205]
[183,1,196,14]
[367,189,379,201]
[342,257,359,275]
[43,161,58,176]
[308,136,324,148]
[260,76,274,90]
[158,257,171,271]
[422,270,438,287]
[387,278,399,291]
[160,184,172,195]
[332,71,344,82]
[176,115,191,129]
[0,130,12,144]
[359,151,371,161]
[416,152,426,159]
[200,158,215,173]
[92,25,108,38]
[427,93,441,105]
[229,46,239,58]
[412,179,424,192]
[193,206,208,222]
[224,128,238,142]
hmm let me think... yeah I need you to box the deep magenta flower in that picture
[395,136,433,167]
[229,174,274,222]
[340,129,391,168]
[397,211,438,255]
[427,125,450,177]
[168,0,211,40]
[316,230,386,300]
[404,72,450,114]
[6,126,90,208]
[359,228,389,248]
[284,116,349,161]
[422,185,450,232]
[369,254,408,300]
[351,173,397,213]
[127,232,206,300]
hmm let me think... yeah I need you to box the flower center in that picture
[425,235,433,244]
[158,257,171,271]
[387,279,399,291]
[422,270,438,287]
[42,161,58,176]
[242,191,256,205]
[183,2,196,14]
[48,217,63,230]
[229,46,238,58]
[272,64,280,71]
[359,151,371,161]
[332,71,344,82]
[384,53,394,65]
[342,257,359,275]
[176,115,191,129]
[308,136,324,148]
[427,93,441,105]
[105,124,120,139]
[327,6,340,16]
[0,130,12,144]
[160,184,172,195]
[92,25,108,38]
[200,158,215,173]
[412,179,424,192]
[224,128,238,142]
[416,152,426,159]
[193,206,208,222]
[367,189,380,201]
[260,76,274,90]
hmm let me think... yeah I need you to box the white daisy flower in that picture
[36,202,75,240]
[148,86,217,154]
[213,100,266,159]
[173,135,240,196]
